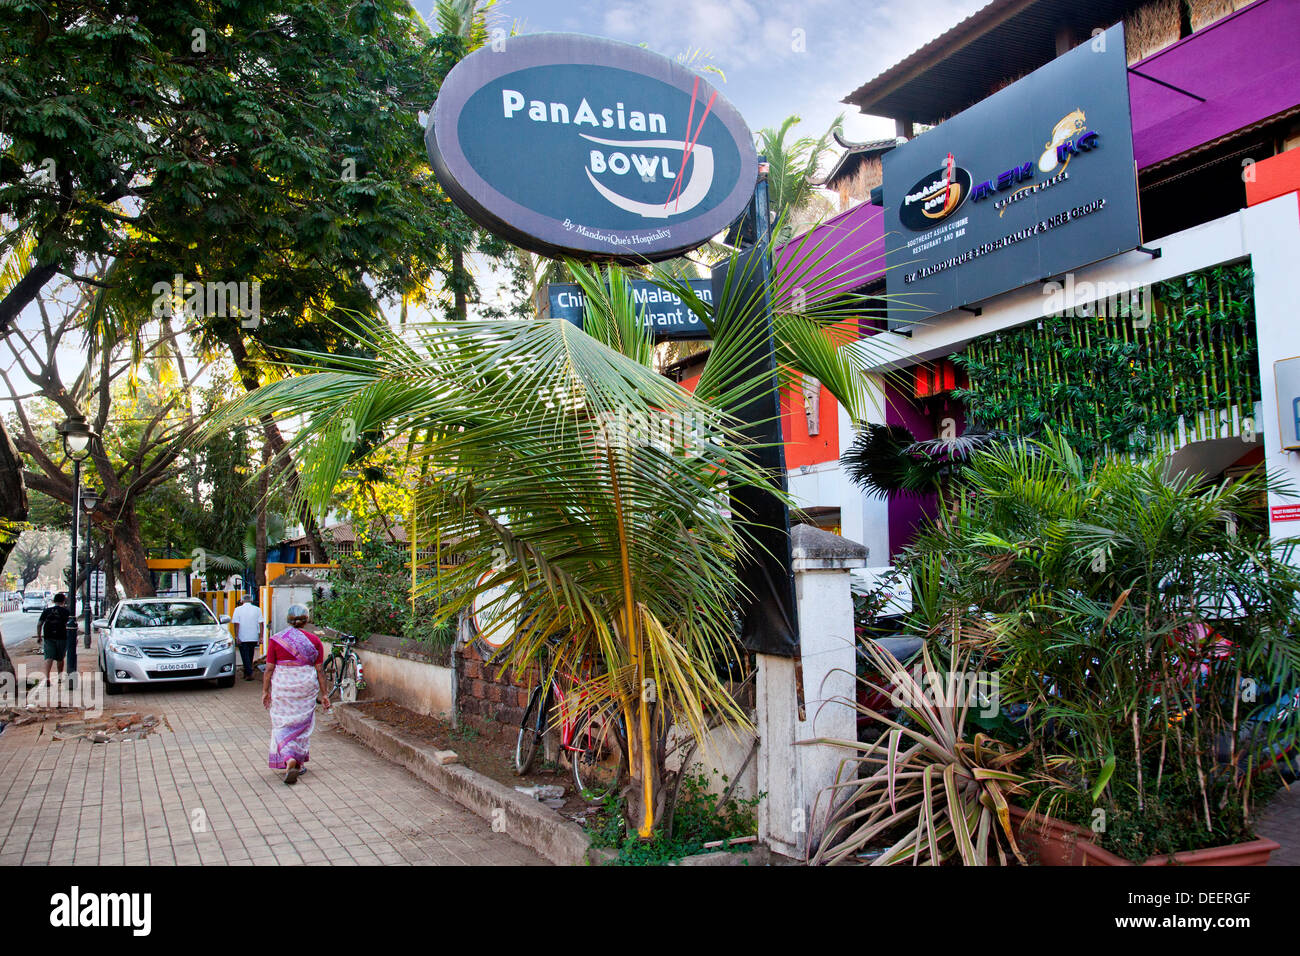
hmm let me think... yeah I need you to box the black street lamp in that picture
[80,485,100,648]
[58,415,95,677]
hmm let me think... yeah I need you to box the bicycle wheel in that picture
[338,654,359,703]
[515,686,545,775]
[571,705,626,800]
[323,655,341,701]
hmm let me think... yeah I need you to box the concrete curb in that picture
[334,704,591,866]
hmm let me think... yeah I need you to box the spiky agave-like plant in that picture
[807,633,1059,865]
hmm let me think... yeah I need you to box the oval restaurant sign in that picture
[426,34,758,263]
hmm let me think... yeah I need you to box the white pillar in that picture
[756,524,865,860]
[1243,193,1300,545]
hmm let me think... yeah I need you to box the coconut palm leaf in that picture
[205,311,794,836]
[757,114,844,242]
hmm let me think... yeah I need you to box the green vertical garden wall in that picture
[952,264,1259,459]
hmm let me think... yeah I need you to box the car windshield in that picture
[113,602,216,628]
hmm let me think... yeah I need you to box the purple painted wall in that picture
[883,378,969,557]
[771,202,885,308]
[1128,0,1300,171]
[884,375,936,557]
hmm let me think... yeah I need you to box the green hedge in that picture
[311,539,455,654]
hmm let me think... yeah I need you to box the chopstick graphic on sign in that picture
[665,77,717,212]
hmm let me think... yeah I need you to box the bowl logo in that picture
[899,160,972,231]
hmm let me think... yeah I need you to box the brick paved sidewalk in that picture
[0,659,544,866]
[1256,783,1300,866]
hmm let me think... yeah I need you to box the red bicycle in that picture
[513,648,626,801]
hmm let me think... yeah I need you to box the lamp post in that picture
[58,415,95,677]
[80,485,101,648]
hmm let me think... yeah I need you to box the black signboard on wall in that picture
[547,278,711,338]
[882,22,1141,327]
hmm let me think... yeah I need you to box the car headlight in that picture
[108,641,141,658]
[210,636,233,653]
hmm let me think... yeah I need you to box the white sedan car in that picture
[94,598,236,694]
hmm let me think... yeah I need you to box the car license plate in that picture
[155,661,197,672]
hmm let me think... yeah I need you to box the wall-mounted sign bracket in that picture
[1135,245,1162,259]
[1127,68,1206,103]
[958,305,982,316]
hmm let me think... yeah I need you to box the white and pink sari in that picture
[267,626,320,770]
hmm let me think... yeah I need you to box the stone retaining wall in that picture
[455,639,532,735]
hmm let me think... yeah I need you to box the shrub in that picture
[311,540,456,659]
[586,770,761,865]
[898,433,1300,860]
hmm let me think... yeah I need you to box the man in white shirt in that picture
[231,594,264,681]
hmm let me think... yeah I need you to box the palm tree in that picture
[756,115,844,242]
[210,310,777,837]
[842,425,1011,499]
[210,228,904,837]
[433,0,497,49]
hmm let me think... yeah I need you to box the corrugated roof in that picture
[843,0,1150,123]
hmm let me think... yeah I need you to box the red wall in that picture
[1246,148,1300,209]
[782,385,839,468]
[676,372,841,469]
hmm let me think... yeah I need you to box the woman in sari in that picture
[262,604,331,783]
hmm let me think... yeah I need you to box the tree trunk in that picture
[0,418,29,573]
[255,448,268,589]
[104,537,117,609]
[1,420,28,677]
[622,699,666,838]
[111,510,156,597]
[0,261,58,337]
[0,637,13,682]
[451,247,469,320]
[222,331,329,563]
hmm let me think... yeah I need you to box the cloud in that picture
[600,0,769,66]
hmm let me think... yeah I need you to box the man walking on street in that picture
[231,593,264,681]
[37,592,71,682]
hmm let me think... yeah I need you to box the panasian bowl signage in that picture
[426,34,758,263]
[882,22,1141,327]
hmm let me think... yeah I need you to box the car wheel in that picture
[215,675,235,689]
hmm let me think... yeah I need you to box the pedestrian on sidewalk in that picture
[230,593,263,680]
[37,592,70,681]
[262,604,330,784]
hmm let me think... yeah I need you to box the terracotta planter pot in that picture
[1008,805,1280,866]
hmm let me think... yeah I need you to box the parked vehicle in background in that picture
[94,598,236,694]
[21,591,47,613]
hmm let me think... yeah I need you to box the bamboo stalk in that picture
[1202,284,1222,439]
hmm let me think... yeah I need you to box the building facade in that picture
[774,0,1300,565]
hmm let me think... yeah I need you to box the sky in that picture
[415,0,990,145]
